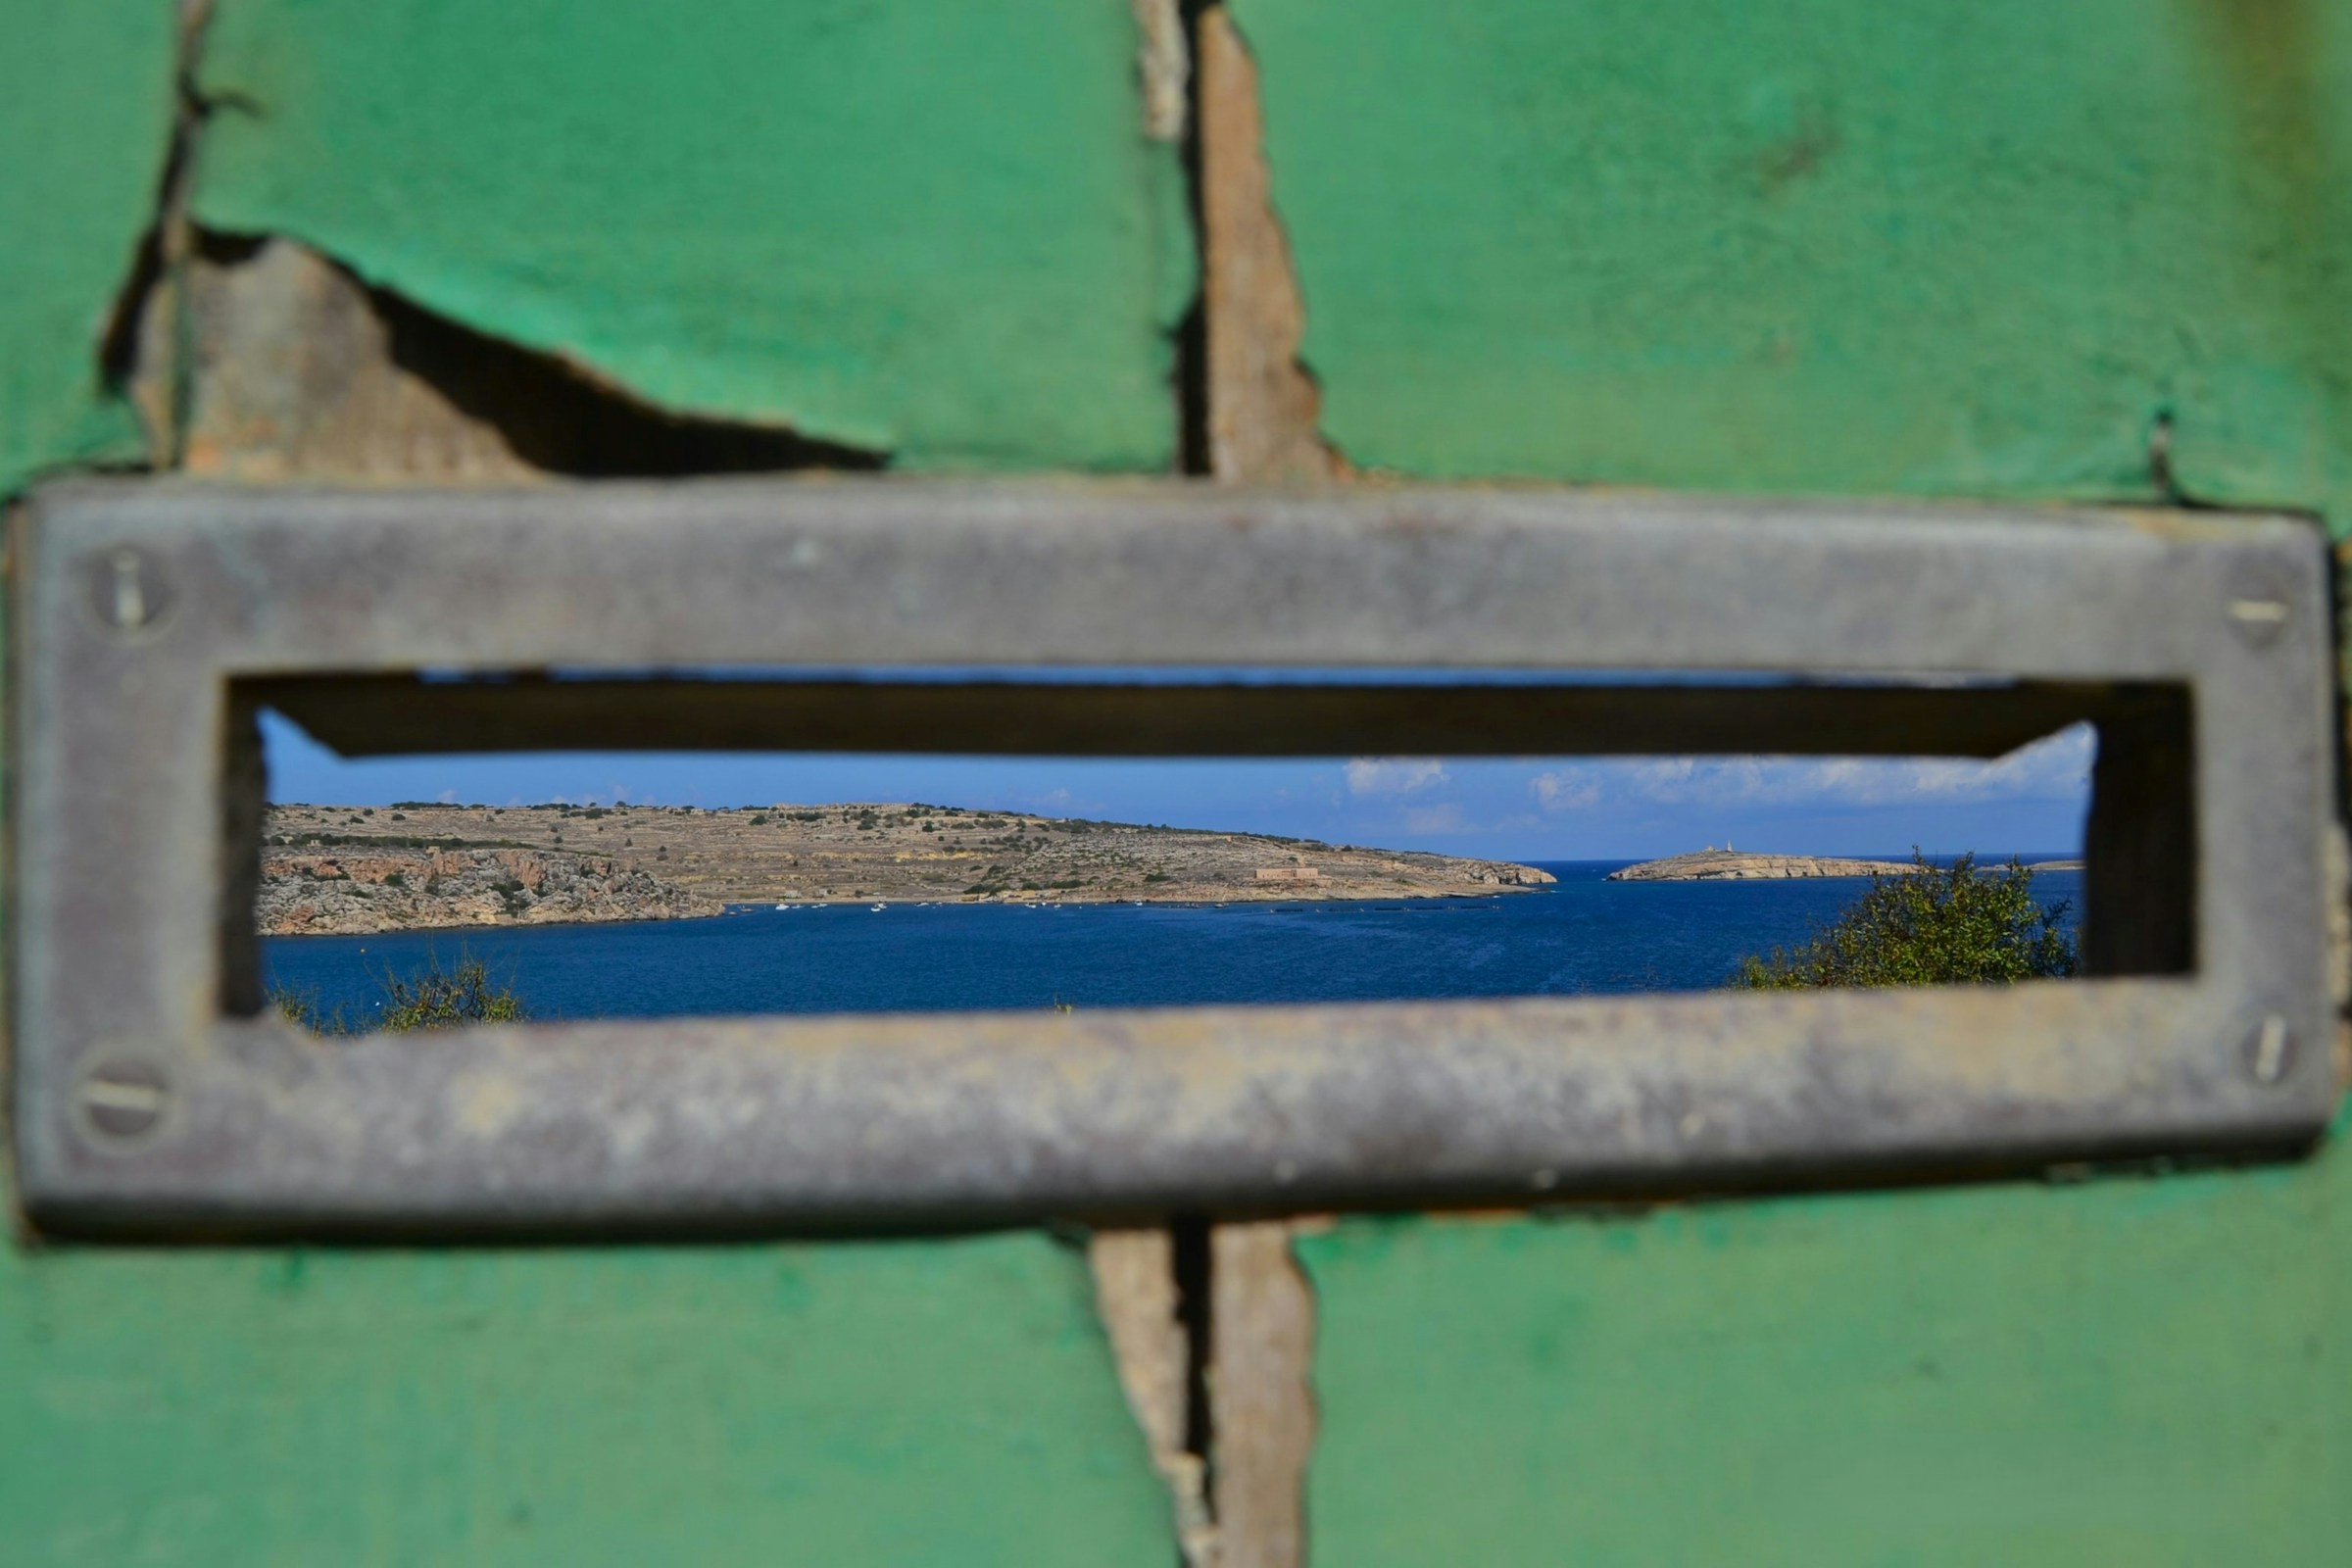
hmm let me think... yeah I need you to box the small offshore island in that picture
[1606,848,1924,882]
[260,802,1556,937]
[1608,848,2084,882]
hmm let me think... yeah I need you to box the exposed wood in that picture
[1199,10,1338,1558]
[1210,1221,1317,1568]
[181,236,541,482]
[1092,1229,1220,1567]
[1198,7,1341,483]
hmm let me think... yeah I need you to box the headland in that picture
[260,802,1556,936]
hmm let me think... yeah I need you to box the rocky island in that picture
[1606,848,1925,882]
[260,802,1556,936]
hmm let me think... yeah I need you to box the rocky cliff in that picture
[259,845,723,936]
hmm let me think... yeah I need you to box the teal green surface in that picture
[7,10,1178,1561]
[191,0,1193,471]
[1235,0,2352,526]
[13,5,2352,1562]
[0,1,176,498]
[0,1233,1171,1565]
[1301,1133,2352,1564]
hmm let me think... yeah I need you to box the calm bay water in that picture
[260,859,2084,1023]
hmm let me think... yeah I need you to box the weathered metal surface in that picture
[8,479,2336,1235]
[258,673,2152,761]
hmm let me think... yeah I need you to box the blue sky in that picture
[262,711,2092,861]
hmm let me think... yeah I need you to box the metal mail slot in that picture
[9,479,2336,1237]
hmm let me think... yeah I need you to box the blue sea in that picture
[261,859,2084,1023]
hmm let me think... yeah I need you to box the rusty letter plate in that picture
[9,480,2337,1235]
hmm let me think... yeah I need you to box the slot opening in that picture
[220,672,2182,1029]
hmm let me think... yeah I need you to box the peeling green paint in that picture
[0,1,177,499]
[191,0,1194,471]
[1236,8,2352,1551]
[1234,0,2352,527]
[1301,1124,2352,1564]
[14,5,2352,1561]
[6,21,1181,1559]
[0,1232,1172,1565]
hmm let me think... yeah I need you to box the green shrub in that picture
[377,956,530,1030]
[270,953,528,1036]
[1733,852,2077,990]
[270,987,353,1035]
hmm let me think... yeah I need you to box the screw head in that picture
[2226,565,2294,649]
[86,546,172,637]
[2243,1013,2297,1086]
[74,1057,172,1148]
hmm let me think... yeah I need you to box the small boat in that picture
[774,903,789,910]
[870,902,886,911]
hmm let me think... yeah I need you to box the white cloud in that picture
[1346,758,1449,796]
[1529,769,1601,812]
[1594,724,2094,810]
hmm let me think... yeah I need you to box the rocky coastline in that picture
[260,802,1556,937]
[1605,849,1925,883]
[259,845,723,936]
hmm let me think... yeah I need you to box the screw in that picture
[2226,565,2293,649]
[88,546,172,636]
[74,1058,171,1146]
[2227,596,2290,644]
[2244,1013,2296,1086]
